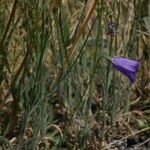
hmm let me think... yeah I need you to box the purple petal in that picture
[112,57,140,72]
[113,63,136,82]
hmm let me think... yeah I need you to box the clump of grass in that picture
[0,0,150,149]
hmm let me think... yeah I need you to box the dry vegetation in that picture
[0,0,150,149]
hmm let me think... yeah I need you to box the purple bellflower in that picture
[108,57,140,83]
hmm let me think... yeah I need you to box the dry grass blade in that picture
[67,0,98,64]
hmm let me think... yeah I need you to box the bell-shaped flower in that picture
[109,57,140,83]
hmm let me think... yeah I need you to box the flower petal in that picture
[113,63,136,82]
[112,57,140,72]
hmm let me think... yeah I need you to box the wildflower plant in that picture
[0,0,149,150]
[107,57,141,83]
